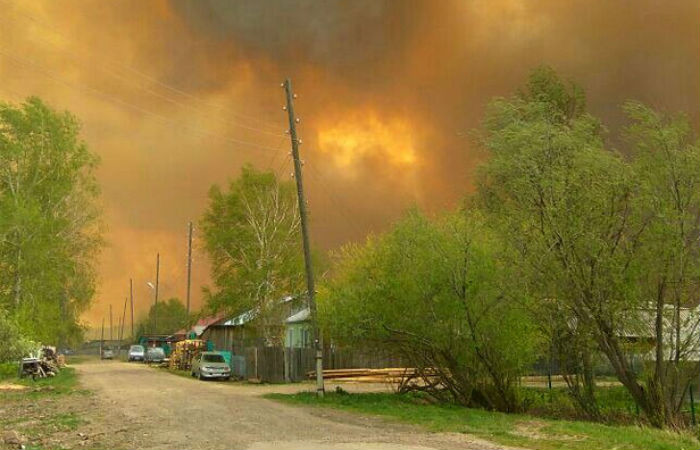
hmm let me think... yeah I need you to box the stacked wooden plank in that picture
[307,368,422,383]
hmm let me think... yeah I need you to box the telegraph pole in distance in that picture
[186,222,193,315]
[283,78,324,396]
[129,278,134,339]
[109,304,113,345]
[154,252,160,333]
[100,318,104,357]
[119,296,127,356]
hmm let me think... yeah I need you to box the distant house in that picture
[619,304,700,362]
[200,295,313,354]
[285,307,312,349]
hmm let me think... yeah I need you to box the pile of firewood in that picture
[19,346,61,379]
[169,339,205,371]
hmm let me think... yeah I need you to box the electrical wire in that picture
[0,0,284,134]
[0,48,286,154]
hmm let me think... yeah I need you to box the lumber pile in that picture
[169,339,205,371]
[307,368,421,383]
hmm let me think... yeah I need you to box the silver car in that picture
[128,345,145,362]
[101,347,114,360]
[191,352,231,381]
[145,347,166,364]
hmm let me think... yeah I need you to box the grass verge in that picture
[265,391,699,450]
[0,364,89,449]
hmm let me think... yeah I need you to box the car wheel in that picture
[222,376,230,381]
[197,371,203,380]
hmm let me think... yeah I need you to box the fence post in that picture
[690,384,696,426]
[254,347,258,380]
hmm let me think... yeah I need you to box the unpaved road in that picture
[76,360,509,450]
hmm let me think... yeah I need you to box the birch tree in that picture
[0,97,102,346]
[201,165,304,344]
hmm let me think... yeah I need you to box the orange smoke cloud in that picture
[0,0,696,336]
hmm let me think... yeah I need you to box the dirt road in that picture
[75,360,507,450]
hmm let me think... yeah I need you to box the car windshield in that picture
[130,345,144,352]
[202,354,224,363]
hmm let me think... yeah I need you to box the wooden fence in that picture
[233,345,406,383]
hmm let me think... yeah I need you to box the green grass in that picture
[266,391,700,450]
[0,365,89,449]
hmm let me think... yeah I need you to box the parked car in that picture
[101,347,114,360]
[128,345,145,362]
[191,352,231,381]
[144,346,166,364]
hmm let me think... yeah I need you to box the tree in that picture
[136,298,191,337]
[320,209,540,412]
[476,67,700,427]
[0,97,103,347]
[200,165,305,344]
[623,101,700,426]
[0,308,35,362]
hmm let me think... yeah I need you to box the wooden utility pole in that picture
[129,278,134,338]
[100,318,104,356]
[119,296,127,356]
[283,78,324,396]
[154,252,160,333]
[186,222,193,314]
[109,304,113,345]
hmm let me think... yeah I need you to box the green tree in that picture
[320,210,540,412]
[0,97,102,347]
[200,165,305,344]
[477,67,700,427]
[623,101,700,426]
[136,298,191,337]
[0,308,35,362]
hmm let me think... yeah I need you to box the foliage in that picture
[0,97,103,347]
[200,165,305,344]
[135,297,191,336]
[268,391,699,450]
[0,308,35,362]
[320,209,541,412]
[476,66,700,427]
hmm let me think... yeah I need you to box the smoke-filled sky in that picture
[0,0,697,332]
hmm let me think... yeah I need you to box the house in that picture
[199,296,314,354]
[619,304,700,362]
[285,307,313,348]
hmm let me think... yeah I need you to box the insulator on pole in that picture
[293,93,298,99]
[295,118,300,123]
[282,106,287,111]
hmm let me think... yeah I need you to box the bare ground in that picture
[62,360,512,450]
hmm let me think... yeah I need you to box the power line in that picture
[0,0,282,133]
[304,161,366,238]
[0,48,286,154]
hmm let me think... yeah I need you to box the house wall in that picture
[285,322,312,348]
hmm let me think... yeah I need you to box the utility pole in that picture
[129,278,134,339]
[283,78,324,396]
[186,222,193,315]
[119,296,127,356]
[154,252,160,333]
[100,318,104,357]
[109,304,113,345]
